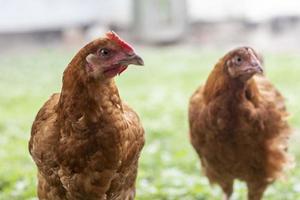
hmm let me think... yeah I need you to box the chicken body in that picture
[189,47,292,200]
[29,32,145,200]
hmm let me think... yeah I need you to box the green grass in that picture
[0,47,300,200]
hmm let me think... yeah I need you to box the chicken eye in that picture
[98,48,110,57]
[236,56,242,63]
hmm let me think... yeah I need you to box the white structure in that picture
[2,0,300,33]
[187,0,300,22]
[0,0,131,33]
[133,0,187,43]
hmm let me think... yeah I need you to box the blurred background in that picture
[1,0,300,52]
[0,0,300,199]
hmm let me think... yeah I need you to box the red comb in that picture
[106,31,134,53]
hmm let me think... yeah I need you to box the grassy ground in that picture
[0,47,299,200]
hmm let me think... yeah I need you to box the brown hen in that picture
[29,31,145,200]
[189,47,293,200]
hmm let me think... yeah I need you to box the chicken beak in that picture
[252,63,264,74]
[119,54,144,66]
[243,62,263,76]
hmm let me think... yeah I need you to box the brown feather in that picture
[29,37,144,200]
[189,48,293,200]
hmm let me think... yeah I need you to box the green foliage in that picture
[0,48,299,200]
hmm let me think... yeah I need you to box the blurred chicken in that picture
[29,31,145,200]
[189,47,293,200]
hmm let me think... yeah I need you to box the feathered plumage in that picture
[29,32,145,200]
[189,47,293,200]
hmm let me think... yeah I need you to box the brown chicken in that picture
[189,47,293,200]
[29,31,145,200]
